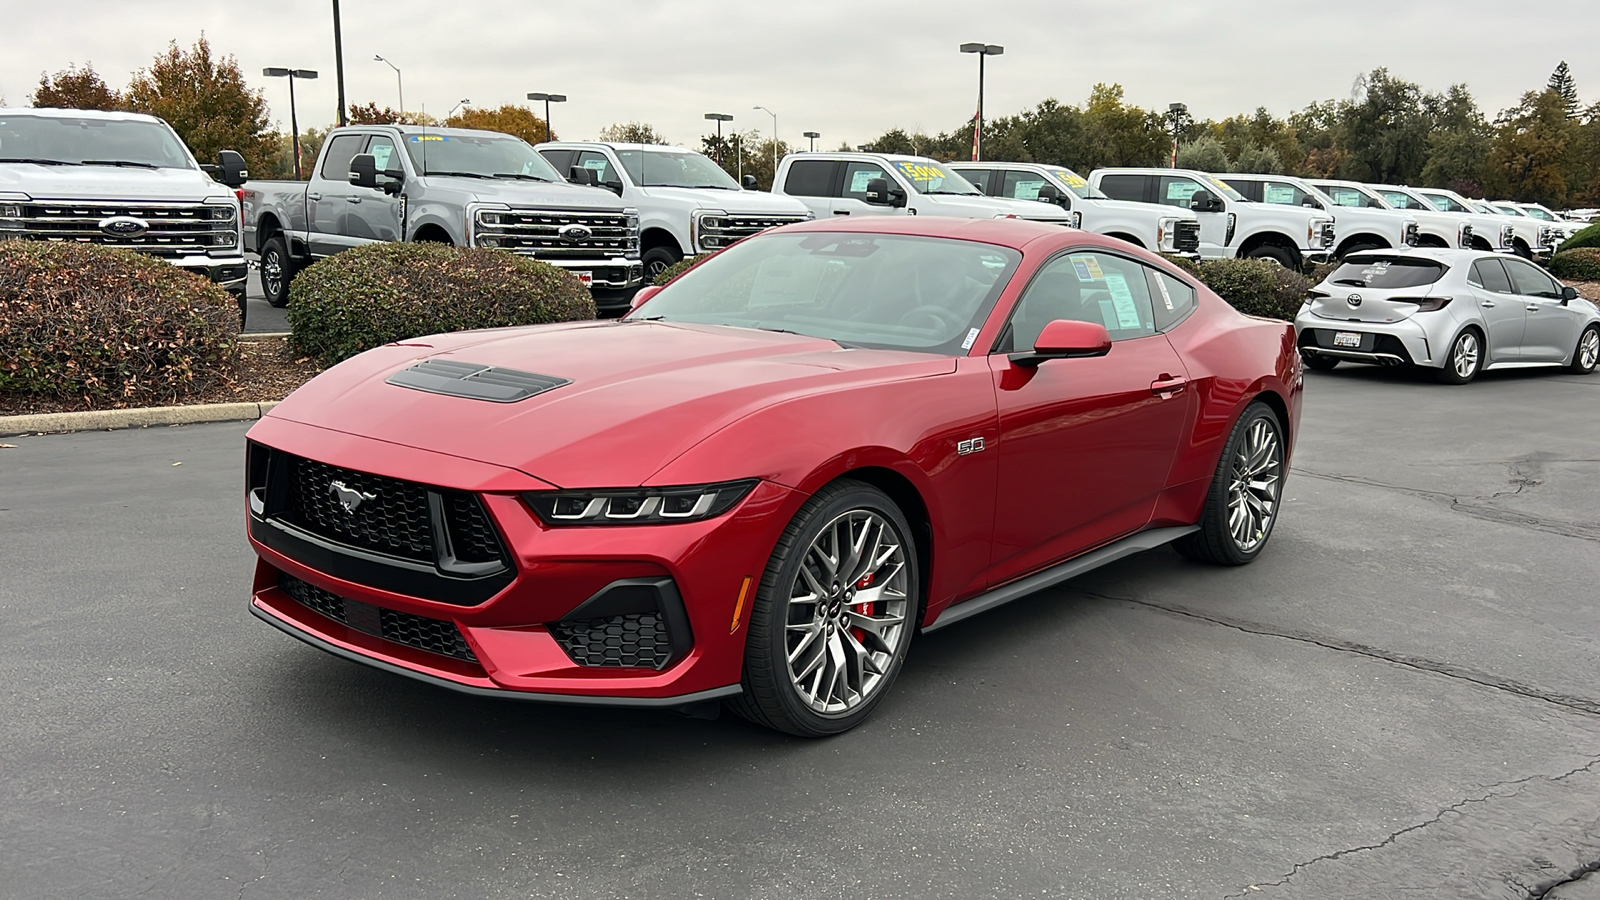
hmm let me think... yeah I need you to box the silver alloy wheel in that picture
[1580,329,1599,370]
[645,259,669,280]
[1227,416,1283,553]
[784,509,911,715]
[1452,332,1480,379]
[262,247,284,299]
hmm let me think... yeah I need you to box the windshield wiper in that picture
[0,157,81,165]
[423,170,492,179]
[81,159,160,169]
[492,173,551,182]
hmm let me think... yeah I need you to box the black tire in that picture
[642,245,681,283]
[728,479,918,737]
[1435,328,1483,384]
[1174,402,1286,566]
[1567,325,1600,375]
[1512,241,1533,260]
[1339,241,1382,258]
[259,234,296,308]
[1244,244,1298,269]
[233,289,248,331]
[1302,353,1339,372]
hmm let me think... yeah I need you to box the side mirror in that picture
[864,178,892,205]
[629,284,664,312]
[1037,184,1063,205]
[1009,319,1113,368]
[742,174,759,190]
[568,166,595,186]
[349,153,378,189]
[602,179,625,196]
[216,150,248,187]
[1189,189,1222,213]
[1561,285,1578,304]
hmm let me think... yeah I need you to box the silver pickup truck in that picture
[243,124,643,312]
[0,107,250,325]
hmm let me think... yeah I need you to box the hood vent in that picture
[386,359,570,403]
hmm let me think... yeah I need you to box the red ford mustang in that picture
[246,218,1300,736]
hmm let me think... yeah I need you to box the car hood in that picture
[0,163,231,202]
[266,320,955,488]
[635,186,811,215]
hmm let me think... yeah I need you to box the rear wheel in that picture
[729,480,917,737]
[1567,325,1600,375]
[1244,244,1298,269]
[1175,403,1285,566]
[1435,329,1483,384]
[1302,353,1339,371]
[259,234,296,308]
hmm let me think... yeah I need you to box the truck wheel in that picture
[642,246,681,283]
[260,234,296,308]
[1244,245,1298,269]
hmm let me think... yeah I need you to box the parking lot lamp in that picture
[263,67,318,179]
[447,99,470,118]
[527,93,566,142]
[331,0,347,125]
[803,131,820,152]
[959,43,1003,161]
[373,55,402,116]
[753,105,778,173]
[705,112,733,163]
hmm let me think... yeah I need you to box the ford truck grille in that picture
[1458,224,1474,249]
[0,201,238,257]
[695,213,810,251]
[474,209,638,261]
[1320,222,1337,248]
[1174,221,1201,253]
[1403,223,1420,246]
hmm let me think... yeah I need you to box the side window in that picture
[319,134,367,180]
[1001,170,1051,201]
[1004,251,1158,351]
[1096,174,1146,203]
[539,148,575,177]
[1471,259,1515,294]
[575,150,617,185]
[956,168,992,195]
[366,135,398,173]
[1158,176,1208,210]
[1226,180,1263,202]
[1146,268,1198,331]
[841,161,891,200]
[1504,259,1560,298]
[1262,181,1314,207]
[782,159,837,196]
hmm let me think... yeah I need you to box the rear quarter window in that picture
[1324,258,1447,289]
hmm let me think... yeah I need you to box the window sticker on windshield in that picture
[1155,275,1174,310]
[1207,176,1233,193]
[749,256,829,307]
[1069,255,1104,281]
[1102,274,1144,329]
[893,161,949,182]
[371,145,394,168]
[583,159,608,172]
[961,327,980,350]
[408,135,448,142]
[1012,179,1045,201]
[849,169,879,193]
[1166,181,1201,202]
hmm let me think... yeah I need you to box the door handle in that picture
[1480,300,1496,308]
[347,196,363,204]
[1526,305,1540,311]
[307,192,323,201]
[832,210,851,216]
[1150,375,1188,397]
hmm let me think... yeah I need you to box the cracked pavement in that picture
[2,362,1598,899]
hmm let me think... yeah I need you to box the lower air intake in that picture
[280,574,477,663]
[549,613,673,669]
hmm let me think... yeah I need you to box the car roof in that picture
[772,214,1123,252]
[0,106,164,125]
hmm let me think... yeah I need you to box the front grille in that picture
[477,209,636,261]
[1320,222,1337,248]
[3,200,237,256]
[1174,220,1201,253]
[549,613,673,669]
[1403,223,1420,246]
[714,214,810,239]
[280,575,478,662]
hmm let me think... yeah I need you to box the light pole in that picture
[959,43,1003,161]
[373,54,402,115]
[447,99,470,118]
[705,112,733,163]
[753,105,778,173]
[263,67,318,179]
[803,131,820,152]
[527,93,566,142]
[1166,103,1190,167]
[331,0,347,125]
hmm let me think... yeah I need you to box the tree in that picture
[1079,84,1170,167]
[348,102,437,126]
[443,104,550,143]
[1231,144,1284,174]
[125,37,275,174]
[30,63,122,110]
[707,130,791,189]
[1420,85,1491,193]
[1176,136,1231,172]
[1211,108,1302,173]
[1549,61,1580,119]
[598,122,668,144]
[1486,89,1574,205]
[1338,68,1433,183]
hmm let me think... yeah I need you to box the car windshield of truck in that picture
[1045,167,1107,199]
[892,161,981,195]
[1377,190,1430,211]
[618,149,739,189]
[1487,204,1526,217]
[1420,192,1472,213]
[1325,257,1448,289]
[627,232,1021,354]
[0,114,193,169]
[1316,184,1389,209]
[404,133,561,181]
[1519,206,1556,221]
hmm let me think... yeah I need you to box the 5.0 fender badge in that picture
[957,437,986,456]
[329,480,377,513]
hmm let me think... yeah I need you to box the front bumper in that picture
[543,257,644,292]
[244,416,802,705]
[169,254,250,294]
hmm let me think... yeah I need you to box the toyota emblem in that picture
[1347,293,1363,308]
[558,223,593,243]
[99,215,150,237]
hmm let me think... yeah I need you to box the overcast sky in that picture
[3,0,1598,150]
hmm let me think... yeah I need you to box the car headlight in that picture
[524,479,757,526]
[1500,224,1515,247]
[692,208,732,252]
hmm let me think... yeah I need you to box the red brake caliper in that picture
[852,571,875,643]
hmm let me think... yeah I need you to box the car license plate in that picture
[576,271,593,286]
[1333,331,1362,349]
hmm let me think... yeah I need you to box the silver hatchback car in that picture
[1295,249,1600,384]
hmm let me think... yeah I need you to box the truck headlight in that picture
[692,208,731,252]
[1157,217,1178,252]
[1500,224,1515,248]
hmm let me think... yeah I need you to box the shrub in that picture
[1557,222,1600,253]
[0,241,239,405]
[287,243,596,366]
[1306,261,1338,285]
[1549,247,1600,282]
[1159,253,1201,277]
[652,257,698,286]
[1193,257,1310,321]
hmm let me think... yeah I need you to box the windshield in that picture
[1419,191,1474,214]
[1490,204,1529,217]
[403,132,561,180]
[1325,256,1448,289]
[0,114,194,169]
[892,160,981,196]
[1377,189,1432,211]
[617,148,739,189]
[1315,183,1391,209]
[627,232,1020,353]
[1045,167,1107,199]
[1520,205,1557,221]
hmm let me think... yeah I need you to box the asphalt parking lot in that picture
[242,264,289,334]
[3,364,1598,899]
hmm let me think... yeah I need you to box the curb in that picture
[0,401,279,438]
[240,331,290,341]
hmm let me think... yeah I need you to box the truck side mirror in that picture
[1190,189,1223,213]
[568,166,595,186]
[349,154,378,189]
[1037,184,1063,205]
[602,179,625,195]
[865,178,907,208]
[742,174,759,190]
[216,150,248,187]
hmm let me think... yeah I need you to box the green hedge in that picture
[1557,222,1600,253]
[1549,248,1600,282]
[287,243,597,366]
[652,257,698,286]
[0,241,239,405]
[1192,258,1311,321]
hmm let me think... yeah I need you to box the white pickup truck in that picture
[536,141,812,282]
[1219,173,1418,258]
[771,152,1073,227]
[1089,167,1335,269]
[1305,178,1473,251]
[1447,194,1559,260]
[1366,184,1515,255]
[1494,201,1585,244]
[948,161,1200,256]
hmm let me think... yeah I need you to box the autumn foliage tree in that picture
[443,105,551,143]
[30,63,122,110]
[597,122,669,144]
[124,37,275,174]
[347,102,437,126]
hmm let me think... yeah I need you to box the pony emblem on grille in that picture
[329,480,377,513]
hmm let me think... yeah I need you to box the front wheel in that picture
[642,246,682,284]
[729,480,918,737]
[1244,245,1298,269]
[259,234,296,308]
[1435,329,1483,384]
[1567,325,1600,375]
[1175,402,1286,566]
